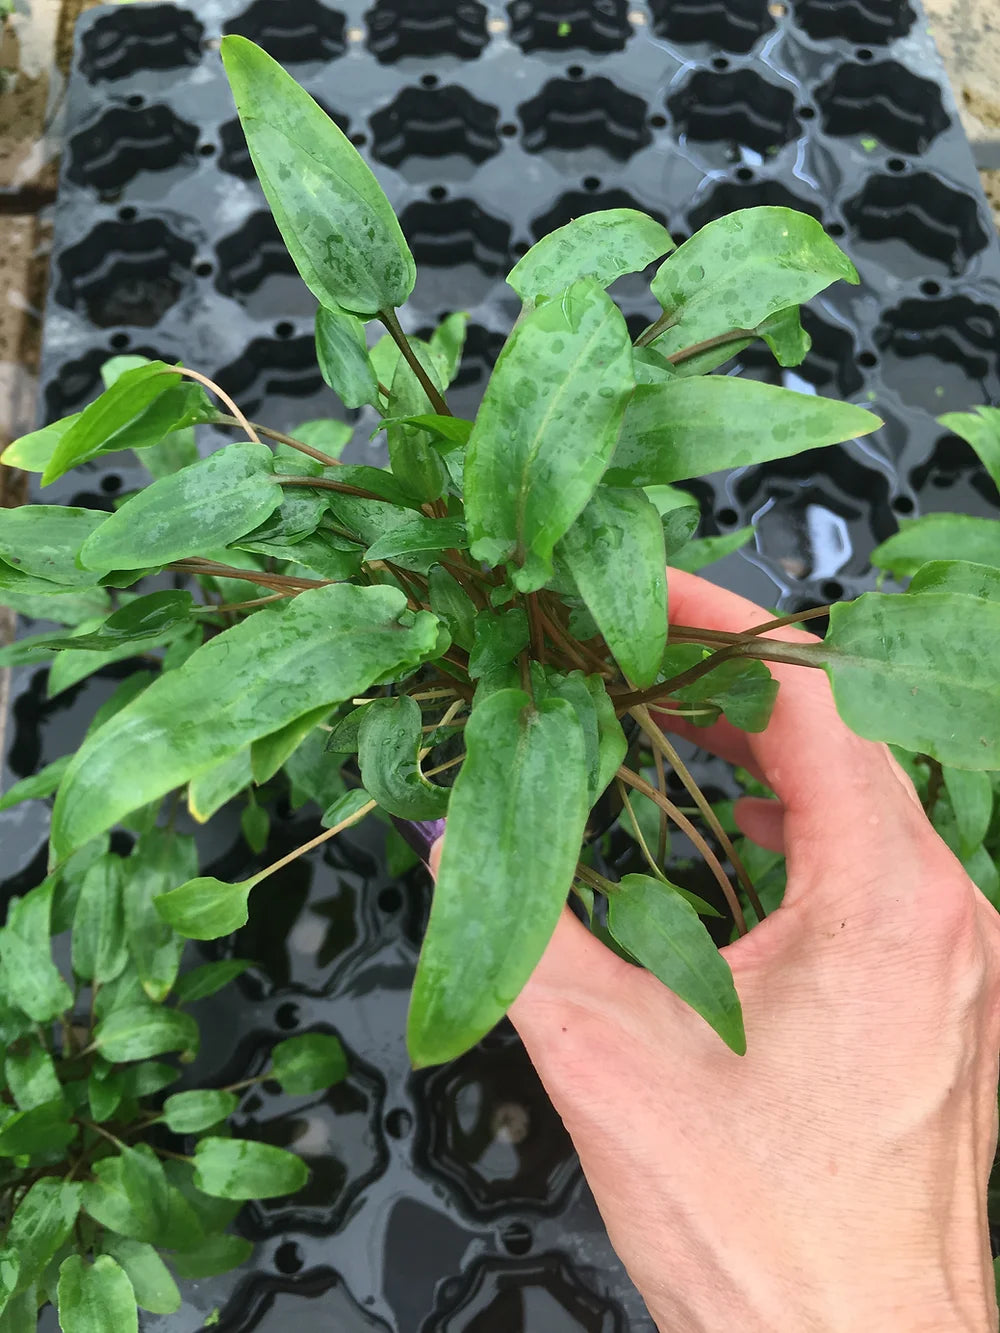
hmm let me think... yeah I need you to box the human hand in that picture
[500,569,1000,1332]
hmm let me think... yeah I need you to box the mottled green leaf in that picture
[0,507,107,587]
[188,750,253,824]
[464,278,634,591]
[409,690,589,1065]
[79,443,280,571]
[93,1005,199,1063]
[468,607,529,685]
[163,1089,239,1134]
[508,208,674,304]
[221,36,415,315]
[377,414,472,453]
[429,312,469,384]
[871,514,1000,580]
[607,874,745,1054]
[193,1137,309,1199]
[7,1180,80,1295]
[72,854,127,985]
[669,525,755,572]
[659,645,779,732]
[88,1066,124,1123]
[558,486,667,687]
[358,695,449,820]
[5,1038,62,1110]
[908,560,1000,601]
[172,959,251,1005]
[99,1239,180,1316]
[315,304,380,408]
[52,584,439,860]
[241,801,270,853]
[385,339,450,502]
[649,208,857,358]
[57,1255,138,1333]
[364,516,467,564]
[0,880,73,1022]
[822,591,1000,769]
[320,786,374,830]
[0,1100,74,1158]
[125,830,198,1001]
[271,1032,348,1094]
[292,419,353,460]
[154,876,255,941]
[169,1234,252,1280]
[605,377,879,486]
[428,565,475,650]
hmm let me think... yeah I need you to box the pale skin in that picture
[432,569,1000,1332]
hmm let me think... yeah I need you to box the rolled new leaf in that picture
[358,696,450,820]
[315,304,380,408]
[221,36,415,316]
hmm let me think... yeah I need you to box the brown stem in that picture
[666,328,755,366]
[526,595,545,665]
[650,741,669,867]
[617,764,748,935]
[169,368,261,444]
[274,473,388,502]
[379,307,452,416]
[617,778,670,883]
[194,592,291,614]
[215,415,342,467]
[630,707,766,924]
[535,604,592,673]
[634,310,678,348]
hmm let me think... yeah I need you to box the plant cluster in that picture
[1,34,999,1329]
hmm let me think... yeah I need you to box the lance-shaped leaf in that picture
[939,405,1000,492]
[648,207,857,357]
[188,751,253,824]
[251,703,332,784]
[508,208,674,304]
[315,305,380,409]
[659,645,778,732]
[821,591,1000,769]
[57,1255,138,1333]
[429,565,476,650]
[0,1100,75,1157]
[193,1137,309,1200]
[72,855,128,985]
[79,443,281,571]
[358,695,450,820]
[531,666,627,805]
[51,584,439,861]
[163,1090,239,1134]
[430,312,469,384]
[221,35,415,316]
[385,339,450,502]
[270,1032,348,1094]
[605,376,879,486]
[0,593,195,665]
[172,959,251,1005]
[7,1180,81,1296]
[558,487,667,687]
[41,361,214,486]
[365,516,467,564]
[408,690,589,1066]
[124,830,198,1002]
[377,414,473,453]
[670,525,756,573]
[464,278,635,592]
[1,415,80,472]
[0,756,71,814]
[871,514,1000,580]
[92,1005,199,1064]
[5,1038,62,1111]
[0,880,73,1022]
[607,874,745,1054]
[99,1239,180,1317]
[0,507,108,587]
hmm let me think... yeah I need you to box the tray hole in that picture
[892,494,915,514]
[100,474,123,495]
[792,0,915,44]
[826,221,845,236]
[275,321,295,339]
[649,112,667,128]
[842,172,988,276]
[370,85,501,166]
[109,332,130,351]
[79,4,204,81]
[350,131,367,146]
[365,0,489,62]
[501,1222,533,1256]
[798,104,816,119]
[274,1242,304,1275]
[736,166,754,180]
[385,1108,412,1137]
[648,0,774,53]
[275,1002,300,1030]
[566,63,585,77]
[507,1,632,54]
[67,105,199,192]
[501,121,518,136]
[582,175,601,190]
[921,279,942,296]
[712,56,730,70]
[716,507,740,526]
[816,61,949,154]
[857,350,878,367]
[222,0,347,62]
[855,46,873,59]
[421,73,440,88]
[886,156,906,172]
[55,218,194,328]
[668,69,800,155]
[198,142,216,157]
[519,76,652,159]
[125,94,144,109]
[118,206,138,222]
[820,579,844,601]
[195,260,214,278]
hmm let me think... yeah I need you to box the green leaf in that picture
[82,1146,169,1246]
[163,1089,239,1134]
[607,874,746,1054]
[241,801,270,854]
[0,585,111,625]
[194,1137,309,1199]
[942,767,994,860]
[409,690,589,1065]
[0,880,73,1022]
[138,426,199,481]
[757,305,811,367]
[72,854,127,984]
[88,1066,124,1123]
[669,525,756,572]
[429,312,469,384]
[271,1032,348,1094]
[939,405,1000,492]
[125,830,197,1001]
[7,1180,80,1294]
[230,491,328,553]
[464,278,634,591]
[169,1233,253,1280]
[0,756,70,813]
[0,415,81,472]
[364,516,467,565]
[221,35,415,315]
[558,486,667,687]
[605,377,879,487]
[99,1239,180,1317]
[279,532,363,581]
[5,1038,62,1110]
[508,208,674,304]
[284,726,347,812]
[966,845,1000,910]
[0,1287,34,1333]
[321,787,374,829]
[1,592,195,661]
[385,340,450,502]
[316,305,380,409]
[79,443,280,571]
[0,1100,74,1158]
[821,591,1000,769]
[428,565,476,650]
[908,560,1000,601]
[659,645,779,732]
[42,361,214,487]
[468,607,529,685]
[324,703,373,755]
[57,1255,138,1333]
[871,514,1000,580]
[649,207,857,358]
[172,959,251,1005]
[378,414,472,455]
[52,584,439,861]
[154,877,254,941]
[0,507,107,587]
[188,750,253,824]
[531,666,626,806]
[119,1062,180,1099]
[93,1005,199,1063]
[290,419,354,460]
[358,695,449,820]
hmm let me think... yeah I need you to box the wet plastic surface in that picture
[7,1,1000,1329]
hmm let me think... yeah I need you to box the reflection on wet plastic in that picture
[424,1255,622,1332]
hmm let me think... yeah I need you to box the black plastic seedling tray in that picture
[6,1,1000,1329]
